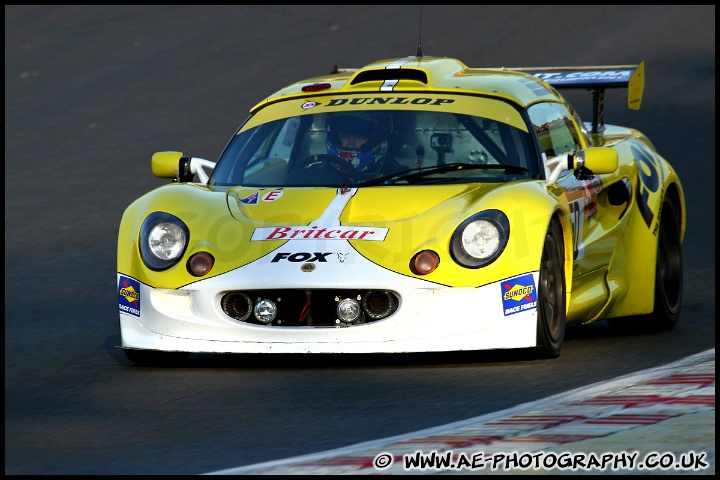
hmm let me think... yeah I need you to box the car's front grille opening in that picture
[220,289,400,327]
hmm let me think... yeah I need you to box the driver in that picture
[325,111,395,179]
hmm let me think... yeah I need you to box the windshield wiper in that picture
[359,162,528,187]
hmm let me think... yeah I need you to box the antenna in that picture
[416,5,423,57]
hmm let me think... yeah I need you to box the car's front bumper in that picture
[118,262,540,354]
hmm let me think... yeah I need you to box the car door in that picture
[529,102,624,318]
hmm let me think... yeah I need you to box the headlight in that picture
[139,212,189,270]
[149,222,186,260]
[450,210,509,268]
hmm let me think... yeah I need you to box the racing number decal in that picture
[568,199,584,261]
[560,173,602,262]
[631,142,663,229]
[569,178,602,261]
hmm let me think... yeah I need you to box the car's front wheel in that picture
[124,348,190,366]
[536,219,566,358]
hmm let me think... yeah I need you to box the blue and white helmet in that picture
[326,111,391,175]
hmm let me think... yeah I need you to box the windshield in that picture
[209,109,539,188]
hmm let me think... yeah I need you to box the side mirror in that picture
[151,151,216,184]
[546,147,618,184]
[581,147,618,174]
[151,151,184,179]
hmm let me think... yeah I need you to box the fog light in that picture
[336,297,361,324]
[254,299,277,324]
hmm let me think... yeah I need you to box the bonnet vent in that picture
[350,68,428,86]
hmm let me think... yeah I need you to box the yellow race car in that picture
[117,55,684,364]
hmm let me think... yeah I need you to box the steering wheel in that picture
[293,154,357,183]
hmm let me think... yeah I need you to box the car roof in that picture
[251,56,562,113]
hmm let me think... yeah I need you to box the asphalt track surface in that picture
[5,5,715,475]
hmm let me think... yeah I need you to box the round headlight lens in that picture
[148,222,187,260]
[139,212,190,271]
[254,299,277,324]
[450,210,509,269]
[461,219,500,259]
[336,298,361,323]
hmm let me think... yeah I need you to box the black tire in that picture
[536,219,567,358]
[608,196,683,334]
[124,348,190,366]
[647,197,683,330]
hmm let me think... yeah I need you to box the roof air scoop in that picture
[350,68,428,86]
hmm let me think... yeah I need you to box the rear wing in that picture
[504,62,645,133]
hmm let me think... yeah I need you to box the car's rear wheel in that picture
[536,219,566,358]
[608,196,683,334]
[124,348,190,366]
[646,197,683,330]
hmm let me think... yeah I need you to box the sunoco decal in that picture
[118,275,141,317]
[501,274,537,316]
[252,225,388,241]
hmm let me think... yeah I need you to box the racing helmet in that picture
[326,111,391,175]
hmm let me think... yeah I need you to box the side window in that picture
[569,105,593,147]
[528,102,583,160]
